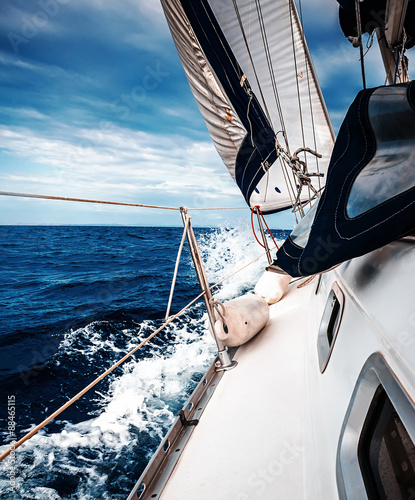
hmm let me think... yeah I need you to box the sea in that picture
[0,224,289,500]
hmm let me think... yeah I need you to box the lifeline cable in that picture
[0,190,247,212]
[0,244,273,462]
[0,291,205,463]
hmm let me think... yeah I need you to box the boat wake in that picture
[0,224,288,499]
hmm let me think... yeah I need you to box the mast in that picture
[377,0,410,84]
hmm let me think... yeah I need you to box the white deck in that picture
[159,279,335,500]
[152,240,415,500]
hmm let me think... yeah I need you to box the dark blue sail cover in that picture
[276,82,415,277]
[160,0,334,214]
[178,0,278,209]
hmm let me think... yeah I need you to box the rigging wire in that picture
[296,0,322,191]
[253,0,289,151]
[196,2,243,81]
[252,0,299,208]
[271,0,308,213]
[231,0,273,125]
[288,0,306,153]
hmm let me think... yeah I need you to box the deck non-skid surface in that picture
[159,282,314,500]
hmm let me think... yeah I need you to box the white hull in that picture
[129,238,415,499]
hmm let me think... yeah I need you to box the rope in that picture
[261,213,279,250]
[188,206,247,211]
[212,300,227,327]
[296,0,321,191]
[0,191,180,211]
[250,206,279,250]
[0,290,205,463]
[297,274,317,288]
[394,48,401,84]
[247,90,255,147]
[0,238,274,462]
[275,143,323,217]
[0,191,247,212]
[165,216,190,320]
[277,148,299,222]
[231,0,273,125]
[354,0,366,89]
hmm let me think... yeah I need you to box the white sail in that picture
[161,0,334,213]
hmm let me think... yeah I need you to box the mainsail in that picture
[161,0,335,213]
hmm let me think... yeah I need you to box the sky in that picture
[0,0,408,228]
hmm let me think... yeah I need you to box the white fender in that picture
[254,271,291,305]
[213,294,269,347]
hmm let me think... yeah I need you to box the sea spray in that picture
[0,225,288,499]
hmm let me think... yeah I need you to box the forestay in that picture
[161,0,334,213]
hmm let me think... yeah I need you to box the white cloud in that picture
[0,106,49,121]
[0,124,242,209]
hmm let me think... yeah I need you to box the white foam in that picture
[197,222,281,300]
[0,225,284,499]
[0,314,216,499]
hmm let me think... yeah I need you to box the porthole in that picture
[337,353,415,499]
[358,386,415,499]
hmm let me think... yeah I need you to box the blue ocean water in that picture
[0,224,289,499]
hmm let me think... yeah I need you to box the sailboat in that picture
[126,0,415,499]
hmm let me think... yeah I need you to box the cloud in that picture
[0,123,242,208]
[0,106,49,121]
